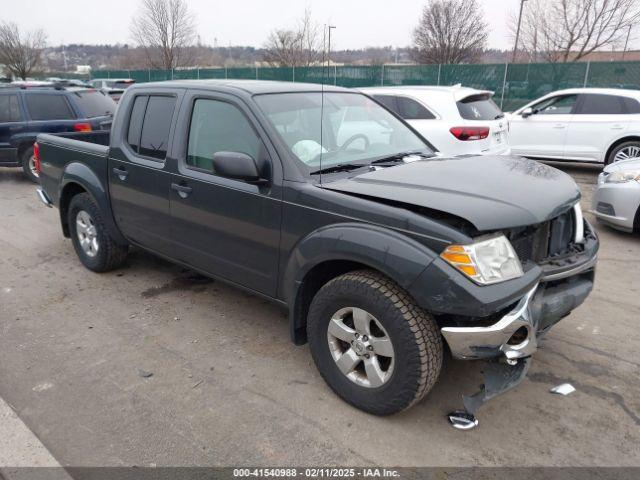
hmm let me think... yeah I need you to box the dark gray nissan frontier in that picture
[35,81,598,426]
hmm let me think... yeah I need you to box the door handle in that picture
[171,182,192,199]
[112,167,129,180]
[553,124,566,129]
[611,124,624,130]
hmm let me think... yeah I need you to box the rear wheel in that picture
[68,193,128,272]
[307,270,442,415]
[607,141,640,165]
[20,146,39,183]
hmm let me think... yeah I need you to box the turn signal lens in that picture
[441,235,524,285]
[74,122,92,132]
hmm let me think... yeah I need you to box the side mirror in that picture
[212,151,266,184]
[521,107,534,118]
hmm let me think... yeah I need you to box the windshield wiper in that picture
[494,113,505,119]
[370,151,433,165]
[309,163,368,175]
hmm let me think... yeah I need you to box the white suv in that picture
[359,86,510,157]
[508,88,640,165]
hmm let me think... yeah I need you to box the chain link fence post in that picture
[292,65,295,82]
[500,62,509,109]
[437,64,441,86]
[583,61,591,87]
[381,64,385,86]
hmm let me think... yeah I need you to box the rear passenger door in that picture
[108,92,181,256]
[169,92,282,296]
[564,94,636,162]
[24,92,79,135]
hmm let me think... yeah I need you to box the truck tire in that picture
[20,146,39,183]
[67,193,128,272]
[307,270,442,415]
[607,141,640,165]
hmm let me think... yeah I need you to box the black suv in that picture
[0,84,115,182]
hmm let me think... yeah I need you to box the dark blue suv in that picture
[0,85,115,182]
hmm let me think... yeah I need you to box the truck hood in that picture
[322,156,580,231]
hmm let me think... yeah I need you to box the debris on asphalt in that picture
[137,369,154,378]
[191,380,203,389]
[550,383,576,395]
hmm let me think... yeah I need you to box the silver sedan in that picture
[592,158,640,232]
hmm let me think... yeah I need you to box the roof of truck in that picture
[131,79,351,95]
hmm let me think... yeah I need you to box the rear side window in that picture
[187,98,262,172]
[577,94,630,115]
[25,94,75,120]
[396,97,435,120]
[373,95,400,115]
[138,96,176,160]
[623,97,640,114]
[457,94,503,120]
[73,90,115,118]
[0,94,21,122]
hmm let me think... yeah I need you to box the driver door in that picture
[169,92,282,296]
[509,94,578,160]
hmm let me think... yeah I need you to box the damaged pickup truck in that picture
[35,81,598,427]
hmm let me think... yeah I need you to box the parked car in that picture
[359,85,510,157]
[89,78,135,102]
[0,84,115,182]
[35,80,598,425]
[591,158,640,232]
[508,88,640,165]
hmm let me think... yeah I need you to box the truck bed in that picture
[37,131,111,209]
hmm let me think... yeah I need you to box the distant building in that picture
[75,65,92,74]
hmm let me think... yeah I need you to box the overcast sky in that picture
[3,0,522,50]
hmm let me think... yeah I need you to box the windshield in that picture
[73,90,116,117]
[106,80,134,89]
[254,92,431,172]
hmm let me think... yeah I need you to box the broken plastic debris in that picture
[550,383,575,395]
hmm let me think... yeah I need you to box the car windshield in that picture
[254,92,432,172]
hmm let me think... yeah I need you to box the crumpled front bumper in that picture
[441,256,596,361]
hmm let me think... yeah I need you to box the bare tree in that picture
[263,8,322,67]
[130,0,197,69]
[512,0,640,63]
[412,0,488,64]
[0,22,46,80]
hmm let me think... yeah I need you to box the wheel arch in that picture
[58,163,127,245]
[281,223,438,345]
[605,136,640,164]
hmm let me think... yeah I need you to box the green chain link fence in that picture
[55,60,640,112]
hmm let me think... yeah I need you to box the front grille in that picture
[507,208,579,265]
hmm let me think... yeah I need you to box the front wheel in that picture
[307,270,443,415]
[68,193,128,272]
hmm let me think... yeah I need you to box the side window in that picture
[25,94,75,120]
[623,97,640,114]
[532,95,578,115]
[138,96,176,160]
[187,98,262,173]
[127,95,148,154]
[0,94,21,122]
[577,94,626,115]
[396,96,435,120]
[373,95,400,115]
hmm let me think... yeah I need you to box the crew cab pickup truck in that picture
[35,80,598,425]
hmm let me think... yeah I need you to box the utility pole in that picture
[512,0,528,63]
[328,25,336,86]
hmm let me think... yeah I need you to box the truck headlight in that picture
[441,235,524,285]
[605,170,640,183]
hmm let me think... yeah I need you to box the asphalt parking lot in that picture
[0,162,639,468]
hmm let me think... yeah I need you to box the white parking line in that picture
[0,396,72,479]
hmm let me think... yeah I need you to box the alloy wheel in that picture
[76,210,99,258]
[326,307,395,388]
[614,145,640,163]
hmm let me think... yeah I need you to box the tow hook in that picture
[447,356,532,430]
